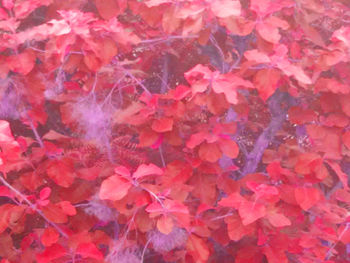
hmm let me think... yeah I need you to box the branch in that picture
[240,91,295,177]
[0,174,68,238]
[160,53,169,94]
[139,34,198,45]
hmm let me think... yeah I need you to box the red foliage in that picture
[0,0,350,262]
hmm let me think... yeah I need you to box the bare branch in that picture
[0,174,68,238]
[240,91,295,177]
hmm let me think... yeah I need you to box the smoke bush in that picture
[0,82,21,119]
[106,246,141,263]
[84,196,116,222]
[69,93,115,152]
[147,227,188,253]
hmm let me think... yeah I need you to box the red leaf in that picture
[187,235,210,263]
[210,0,241,18]
[288,107,317,125]
[198,142,222,163]
[244,49,271,64]
[95,0,126,20]
[157,214,174,234]
[152,117,174,132]
[84,52,102,72]
[58,201,76,216]
[239,201,266,225]
[250,0,294,16]
[99,175,132,201]
[212,74,253,104]
[254,69,281,101]
[39,187,51,201]
[46,159,76,188]
[41,228,59,247]
[320,113,349,128]
[114,166,131,178]
[219,192,246,209]
[335,189,350,203]
[0,121,14,142]
[325,160,349,190]
[144,0,172,7]
[7,50,36,75]
[76,242,103,260]
[2,0,14,10]
[246,181,279,199]
[172,85,191,100]
[36,244,66,263]
[184,64,213,85]
[294,187,321,210]
[266,212,291,227]
[315,78,349,94]
[256,22,280,44]
[42,203,68,224]
[218,139,239,158]
[0,204,16,234]
[146,199,189,214]
[225,214,255,241]
[186,132,207,149]
[190,173,217,205]
[133,163,163,179]
[0,186,12,198]
[139,128,159,147]
[283,64,312,85]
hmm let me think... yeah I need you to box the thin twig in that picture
[210,212,234,221]
[159,146,166,167]
[124,70,151,96]
[139,34,198,45]
[0,174,68,238]
[25,113,44,148]
[325,222,350,260]
[140,238,152,263]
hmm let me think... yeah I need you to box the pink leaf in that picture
[184,64,213,85]
[39,187,51,201]
[256,22,281,44]
[99,175,132,201]
[239,201,266,225]
[2,0,14,10]
[210,0,241,18]
[0,186,12,198]
[36,244,66,263]
[246,181,279,199]
[326,161,349,190]
[114,166,131,178]
[41,228,59,247]
[152,118,174,133]
[76,243,103,260]
[0,121,14,142]
[266,212,291,227]
[58,201,76,216]
[186,132,207,149]
[244,49,271,64]
[172,85,191,100]
[294,187,321,210]
[133,163,163,179]
[144,0,172,7]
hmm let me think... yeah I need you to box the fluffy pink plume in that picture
[147,227,188,253]
[107,247,141,263]
[83,196,116,222]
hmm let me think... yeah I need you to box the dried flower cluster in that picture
[147,227,188,253]
[106,246,141,263]
[83,196,116,223]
